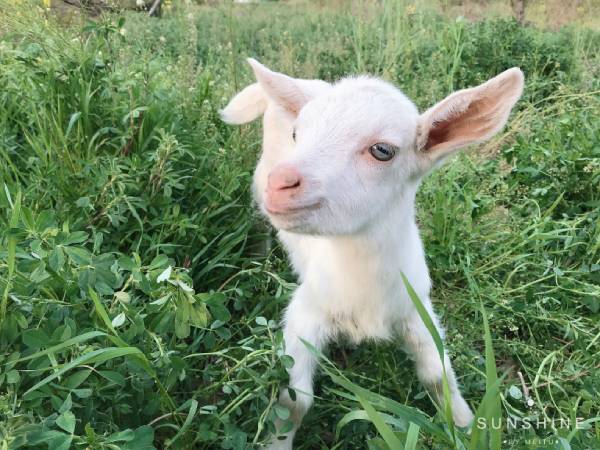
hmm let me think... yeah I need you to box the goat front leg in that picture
[399,302,474,427]
[265,288,328,449]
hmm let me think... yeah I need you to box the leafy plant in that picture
[1,0,599,448]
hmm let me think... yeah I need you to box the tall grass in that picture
[0,0,599,449]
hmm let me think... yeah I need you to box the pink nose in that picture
[268,165,302,191]
[265,165,303,212]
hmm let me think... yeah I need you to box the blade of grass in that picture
[1,189,21,325]
[356,393,404,450]
[401,273,456,440]
[336,409,411,440]
[10,331,107,364]
[480,299,502,450]
[405,422,420,450]
[165,399,199,448]
[468,375,505,450]
[24,346,145,396]
[302,339,452,444]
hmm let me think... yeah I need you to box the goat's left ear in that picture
[417,68,524,163]
[247,58,329,115]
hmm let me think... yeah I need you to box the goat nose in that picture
[267,165,302,191]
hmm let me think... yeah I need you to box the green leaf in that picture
[62,231,88,245]
[148,254,169,270]
[72,388,93,398]
[105,429,134,443]
[52,324,72,342]
[56,411,76,434]
[156,265,172,283]
[64,246,92,266]
[22,329,51,349]
[75,196,91,208]
[189,303,209,328]
[205,293,231,322]
[121,425,156,450]
[273,404,290,420]
[176,280,194,293]
[21,206,35,230]
[97,370,126,386]
[118,256,137,271]
[48,247,66,272]
[508,385,522,400]
[175,304,190,339]
[36,210,55,231]
[59,393,73,413]
[115,291,131,303]
[36,431,73,450]
[281,355,295,369]
[112,312,126,328]
[30,261,50,283]
[64,369,92,389]
[6,369,20,384]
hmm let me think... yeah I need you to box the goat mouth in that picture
[265,201,322,216]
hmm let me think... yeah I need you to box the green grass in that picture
[0,0,599,449]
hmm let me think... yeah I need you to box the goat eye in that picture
[292,130,296,142]
[369,143,396,161]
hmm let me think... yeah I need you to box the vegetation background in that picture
[0,0,598,449]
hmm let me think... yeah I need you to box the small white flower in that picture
[119,28,127,36]
[159,36,166,43]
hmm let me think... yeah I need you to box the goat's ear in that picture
[220,83,267,125]
[247,58,324,114]
[417,68,524,163]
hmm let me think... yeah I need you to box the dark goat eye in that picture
[292,130,296,141]
[369,143,396,161]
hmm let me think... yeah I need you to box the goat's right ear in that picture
[247,58,328,115]
[220,83,267,125]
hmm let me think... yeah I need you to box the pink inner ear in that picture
[426,94,506,152]
[423,68,524,154]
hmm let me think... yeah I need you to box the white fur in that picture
[222,59,524,449]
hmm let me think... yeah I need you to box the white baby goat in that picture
[222,59,524,449]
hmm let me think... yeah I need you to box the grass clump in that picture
[1,1,599,449]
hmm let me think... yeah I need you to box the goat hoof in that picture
[452,396,475,428]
